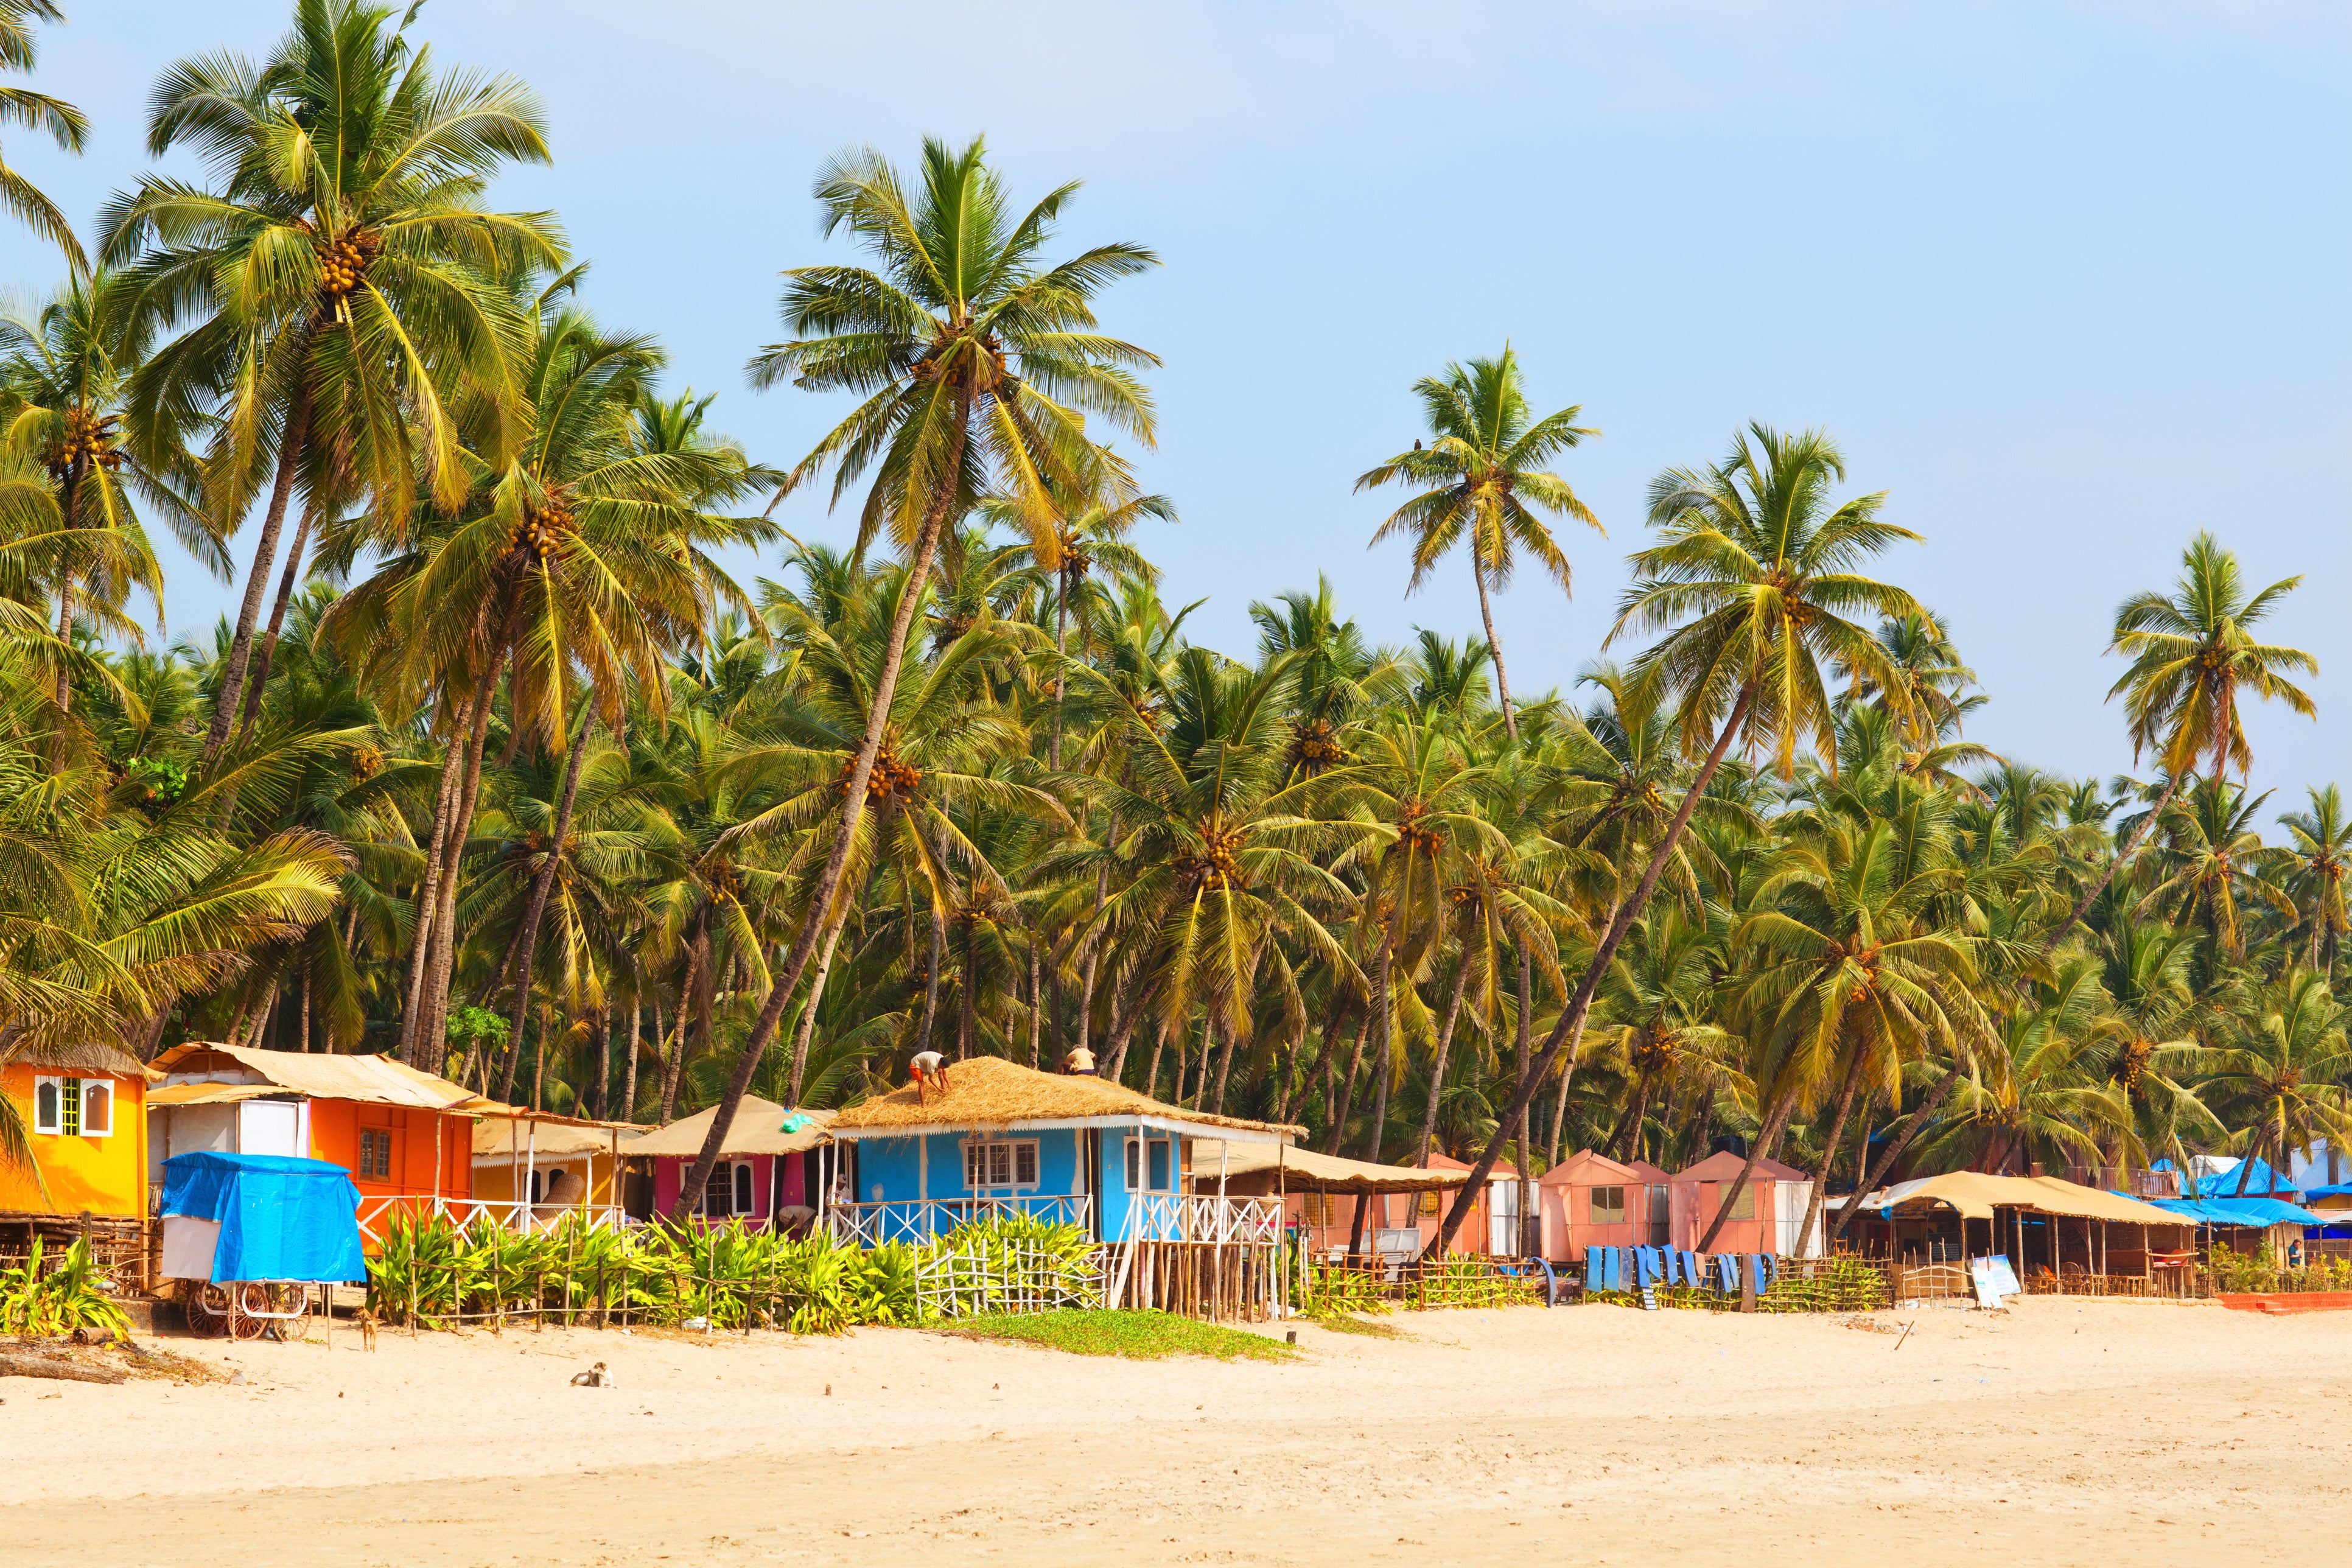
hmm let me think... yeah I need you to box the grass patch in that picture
[937,1309,1296,1362]
[1309,1314,1409,1340]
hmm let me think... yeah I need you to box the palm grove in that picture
[4,1,2347,1244]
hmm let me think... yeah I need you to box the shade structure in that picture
[1858,1171,2184,1224]
[1185,1139,1471,1194]
[151,1042,477,1111]
[627,1097,836,1158]
[470,1116,647,1159]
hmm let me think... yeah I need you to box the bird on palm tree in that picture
[2048,532,2315,947]
[673,136,1161,1214]
[1357,346,1600,743]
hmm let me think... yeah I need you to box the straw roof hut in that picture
[831,1055,1302,1139]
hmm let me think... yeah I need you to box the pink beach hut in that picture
[1667,1149,1820,1257]
[1537,1150,1670,1261]
[629,1096,836,1231]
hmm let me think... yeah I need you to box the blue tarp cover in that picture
[2153,1155,2296,1200]
[159,1152,366,1284]
[2146,1195,2327,1228]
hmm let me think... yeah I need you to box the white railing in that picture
[831,1194,1093,1247]
[354,1195,629,1247]
[1121,1193,1284,1246]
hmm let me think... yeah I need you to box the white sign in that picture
[1970,1254,2020,1308]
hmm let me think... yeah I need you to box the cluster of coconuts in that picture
[46,405,124,478]
[508,495,576,562]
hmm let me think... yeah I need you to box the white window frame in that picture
[698,1159,757,1218]
[32,1075,61,1136]
[1123,1136,1175,1193]
[77,1077,113,1138]
[964,1138,1040,1192]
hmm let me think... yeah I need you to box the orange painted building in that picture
[0,1050,151,1219]
[147,1044,477,1244]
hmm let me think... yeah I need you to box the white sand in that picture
[2,1298,2348,1566]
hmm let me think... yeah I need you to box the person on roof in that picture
[911,1049,951,1105]
[1063,1045,1096,1076]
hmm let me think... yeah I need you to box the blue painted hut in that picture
[825,1056,1302,1317]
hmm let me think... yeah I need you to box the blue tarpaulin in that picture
[2146,1195,2326,1228]
[159,1152,366,1284]
[2152,1156,2296,1200]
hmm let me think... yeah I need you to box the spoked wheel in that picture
[228,1282,273,1341]
[187,1283,233,1338]
[264,1284,312,1342]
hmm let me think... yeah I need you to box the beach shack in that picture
[1538,1150,1670,1262]
[1187,1139,1466,1264]
[1667,1150,1819,1258]
[0,1042,153,1287]
[826,1056,1300,1318]
[1419,1151,1536,1257]
[470,1112,645,1224]
[1851,1171,2196,1294]
[145,1043,479,1245]
[626,1096,835,1231]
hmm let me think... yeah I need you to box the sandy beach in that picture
[2,1298,2347,1567]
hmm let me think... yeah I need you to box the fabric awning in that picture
[147,1082,285,1107]
[2149,1196,2326,1227]
[1186,1140,1472,1194]
[470,1119,646,1159]
[1858,1171,2183,1224]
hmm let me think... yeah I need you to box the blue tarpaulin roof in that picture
[2153,1155,2297,1199]
[2146,1195,2327,1228]
[2303,1182,2352,1200]
[159,1152,366,1284]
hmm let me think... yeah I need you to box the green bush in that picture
[0,1238,130,1338]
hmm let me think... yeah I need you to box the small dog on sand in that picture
[571,1362,614,1387]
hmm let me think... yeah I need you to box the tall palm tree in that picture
[1432,423,1928,1255]
[2048,532,2315,946]
[2279,785,2352,979]
[0,1,86,270]
[1357,346,1600,741]
[102,0,559,766]
[2204,970,2352,1198]
[672,137,1159,1215]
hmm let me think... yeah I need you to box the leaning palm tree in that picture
[0,2,86,271]
[102,0,559,766]
[1357,346,1600,741]
[1431,422,1928,1255]
[2047,532,2315,946]
[669,136,1160,1216]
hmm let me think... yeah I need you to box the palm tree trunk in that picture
[957,915,979,1062]
[394,716,471,1062]
[788,908,847,1102]
[1794,1049,1867,1260]
[1695,1089,1798,1253]
[1413,952,1474,1166]
[1472,556,1517,744]
[1027,942,1043,1068]
[1365,941,1396,1163]
[503,714,595,1068]
[1049,572,1069,771]
[917,891,946,1053]
[1828,1058,1969,1242]
[1211,1016,1238,1115]
[419,676,502,1070]
[1328,1012,1371,1156]
[622,995,642,1123]
[2044,769,2188,950]
[234,495,322,743]
[659,1001,685,1123]
[51,570,72,713]
[200,370,312,768]
[1432,685,1757,1256]
[667,391,972,1221]
[594,1003,612,1121]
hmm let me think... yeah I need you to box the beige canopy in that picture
[628,1097,836,1158]
[1185,1140,1471,1195]
[471,1118,646,1159]
[151,1042,478,1110]
[1858,1171,2182,1224]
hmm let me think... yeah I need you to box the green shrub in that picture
[0,1238,130,1338]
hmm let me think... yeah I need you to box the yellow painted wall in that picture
[471,1149,625,1206]
[0,1063,148,1218]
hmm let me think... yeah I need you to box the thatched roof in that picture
[627,1097,836,1158]
[15,1041,152,1079]
[831,1056,1301,1139]
[151,1043,477,1111]
[1188,1140,1469,1194]
[471,1117,648,1159]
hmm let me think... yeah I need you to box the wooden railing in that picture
[1122,1192,1284,1245]
[354,1195,628,1247]
[830,1194,1093,1247]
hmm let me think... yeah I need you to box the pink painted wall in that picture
[1537,1152,1671,1260]
[651,1152,805,1228]
[1666,1150,1803,1255]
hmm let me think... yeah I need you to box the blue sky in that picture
[7,1,2347,804]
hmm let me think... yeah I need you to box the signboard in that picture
[1970,1253,2020,1308]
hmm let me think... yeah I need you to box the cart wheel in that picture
[188,1283,232,1338]
[268,1286,313,1342]
[228,1282,272,1341]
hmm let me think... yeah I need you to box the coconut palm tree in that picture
[2203,970,2352,1198]
[2279,785,2352,979]
[672,136,1160,1215]
[1433,423,1928,1255]
[1357,346,1600,741]
[2048,532,2316,946]
[103,0,560,766]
